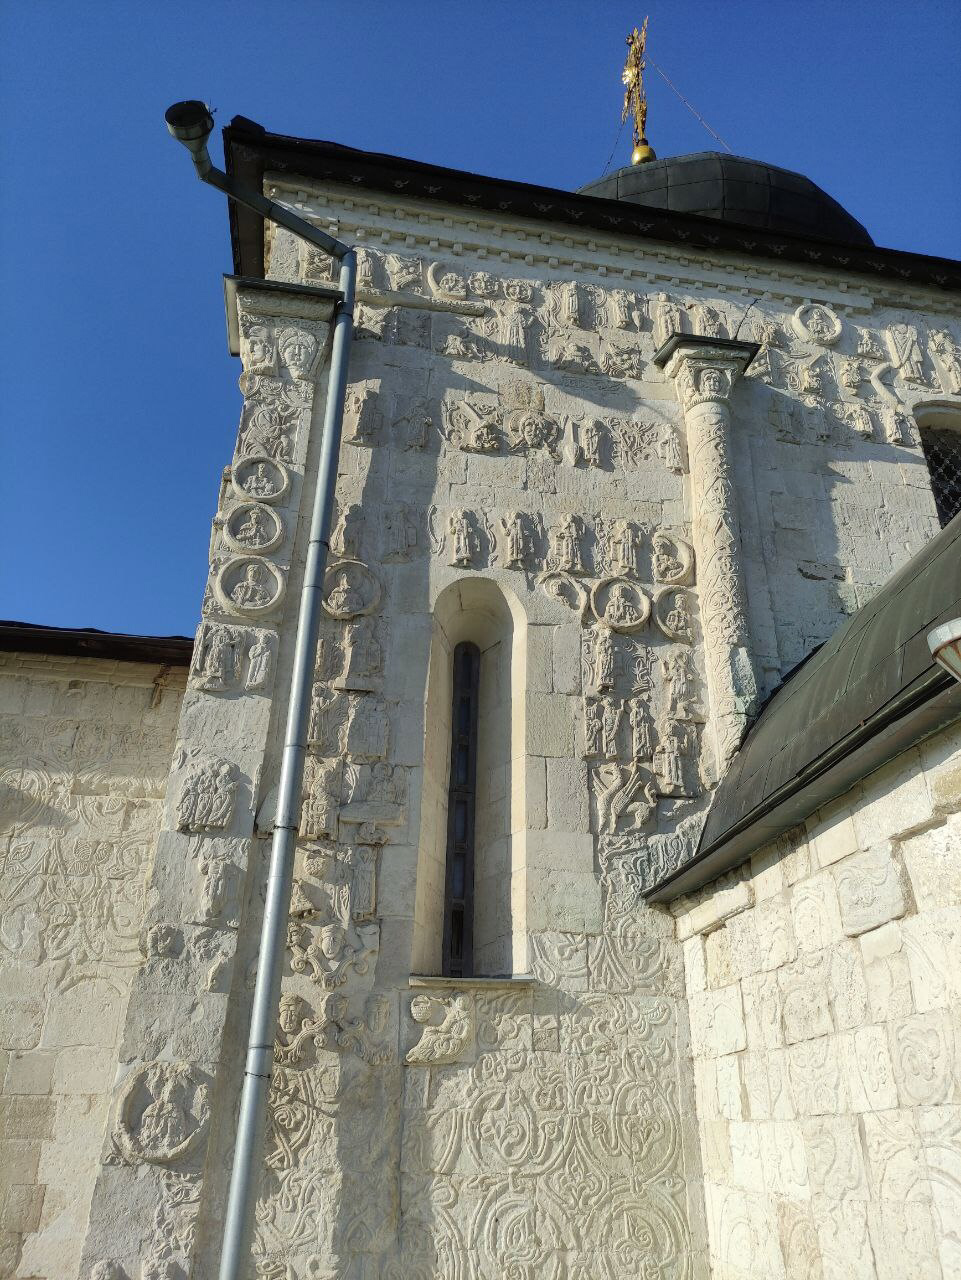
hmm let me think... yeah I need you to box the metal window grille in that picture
[442,642,480,977]
[920,427,961,528]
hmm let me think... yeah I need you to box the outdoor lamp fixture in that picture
[164,99,356,1280]
[928,619,961,682]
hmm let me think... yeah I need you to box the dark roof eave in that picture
[222,118,961,292]
[0,621,193,667]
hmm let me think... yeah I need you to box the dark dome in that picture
[578,151,873,246]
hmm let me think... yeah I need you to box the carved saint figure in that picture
[887,323,925,383]
[628,697,655,760]
[931,330,961,394]
[230,563,274,609]
[591,627,617,691]
[234,506,274,547]
[278,327,318,380]
[609,289,633,330]
[583,699,604,757]
[560,281,581,327]
[601,699,623,759]
[550,514,585,574]
[844,404,873,438]
[606,584,642,628]
[308,685,344,753]
[691,304,725,339]
[344,389,382,445]
[347,695,389,761]
[344,616,383,686]
[838,358,862,391]
[652,534,684,583]
[301,760,341,840]
[576,418,604,468]
[177,759,236,833]
[655,719,695,794]
[856,329,885,361]
[651,293,683,347]
[662,649,697,718]
[658,422,684,474]
[245,633,273,689]
[383,504,417,561]
[448,510,474,567]
[244,461,280,498]
[500,512,530,569]
[665,593,692,641]
[193,624,238,690]
[327,571,365,617]
[138,1068,190,1153]
[497,303,529,365]
[332,503,363,559]
[609,520,640,576]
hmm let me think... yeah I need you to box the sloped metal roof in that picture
[646,513,961,901]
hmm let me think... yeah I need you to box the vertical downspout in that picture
[218,250,356,1280]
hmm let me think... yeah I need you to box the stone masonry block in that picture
[834,845,910,936]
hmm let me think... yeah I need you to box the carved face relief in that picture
[591,579,651,634]
[277,326,318,380]
[239,319,276,374]
[655,587,695,643]
[793,302,842,346]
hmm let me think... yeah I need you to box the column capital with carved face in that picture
[655,334,759,410]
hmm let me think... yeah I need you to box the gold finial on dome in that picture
[622,17,656,165]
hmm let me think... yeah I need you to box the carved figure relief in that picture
[886,323,926,384]
[549,514,586,574]
[842,403,874,438]
[606,520,641,577]
[237,382,310,462]
[386,253,423,293]
[232,456,290,505]
[690,303,727,339]
[931,329,961,394]
[658,421,685,474]
[382,503,418,563]
[627,696,656,761]
[601,341,646,381]
[406,992,473,1065]
[224,503,284,554]
[655,588,695,642]
[190,623,275,693]
[591,579,650,633]
[443,399,500,453]
[113,1062,210,1165]
[346,695,390,762]
[343,386,382,446]
[653,719,697,795]
[175,757,237,833]
[607,288,640,330]
[331,503,363,560]
[587,626,618,693]
[216,557,285,618]
[652,532,695,585]
[468,270,499,298]
[308,686,347,754]
[323,561,381,619]
[300,758,343,841]
[394,398,432,450]
[448,510,475,567]
[792,303,842,346]
[288,917,378,991]
[651,292,683,347]
[661,649,699,719]
[574,417,605,468]
[499,512,533,569]
[336,617,384,692]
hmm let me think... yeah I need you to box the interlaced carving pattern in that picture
[921,427,961,527]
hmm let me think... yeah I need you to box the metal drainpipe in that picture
[163,102,355,1280]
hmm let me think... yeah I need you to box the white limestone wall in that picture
[672,722,961,1279]
[0,653,185,1280]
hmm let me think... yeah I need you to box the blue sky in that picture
[2,0,959,636]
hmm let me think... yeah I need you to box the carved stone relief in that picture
[215,557,286,618]
[112,1062,210,1165]
[231,456,290,505]
[322,560,381,620]
[792,302,842,346]
[655,587,696,642]
[190,623,275,693]
[223,502,284,554]
[405,992,474,1065]
[174,755,238,834]
[343,384,382,446]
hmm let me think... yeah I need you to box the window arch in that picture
[413,579,527,978]
[918,403,961,528]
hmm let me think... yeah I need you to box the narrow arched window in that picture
[920,424,961,527]
[442,642,480,977]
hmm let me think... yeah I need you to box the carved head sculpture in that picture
[277,327,318,380]
[699,367,726,398]
[278,994,304,1035]
[319,922,346,960]
[240,321,275,374]
[410,993,435,1024]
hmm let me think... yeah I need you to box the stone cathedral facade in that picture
[2,123,961,1280]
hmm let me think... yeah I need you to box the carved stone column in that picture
[656,336,759,776]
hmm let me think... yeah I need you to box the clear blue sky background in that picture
[2,1,959,636]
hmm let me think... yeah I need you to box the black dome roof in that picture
[579,151,873,246]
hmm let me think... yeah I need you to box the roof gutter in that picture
[644,664,961,902]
